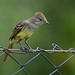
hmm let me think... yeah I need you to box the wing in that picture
[9,20,28,40]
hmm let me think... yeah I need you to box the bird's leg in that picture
[18,40,29,52]
[24,39,32,51]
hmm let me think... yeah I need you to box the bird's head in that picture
[34,12,49,25]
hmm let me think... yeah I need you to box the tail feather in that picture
[3,42,14,62]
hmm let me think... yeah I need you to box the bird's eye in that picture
[39,18,42,21]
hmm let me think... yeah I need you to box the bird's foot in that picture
[20,45,29,53]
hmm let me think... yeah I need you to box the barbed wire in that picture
[0,43,75,75]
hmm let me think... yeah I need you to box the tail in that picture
[3,41,15,62]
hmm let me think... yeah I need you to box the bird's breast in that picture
[16,30,33,40]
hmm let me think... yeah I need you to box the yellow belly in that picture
[16,30,33,40]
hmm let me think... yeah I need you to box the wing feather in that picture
[9,20,28,40]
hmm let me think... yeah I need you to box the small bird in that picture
[3,12,49,62]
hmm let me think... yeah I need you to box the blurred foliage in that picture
[0,0,75,75]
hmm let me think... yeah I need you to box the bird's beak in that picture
[45,20,49,24]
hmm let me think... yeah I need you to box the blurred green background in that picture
[0,0,75,75]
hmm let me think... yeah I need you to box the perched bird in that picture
[3,12,49,62]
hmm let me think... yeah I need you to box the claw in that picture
[20,45,29,52]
